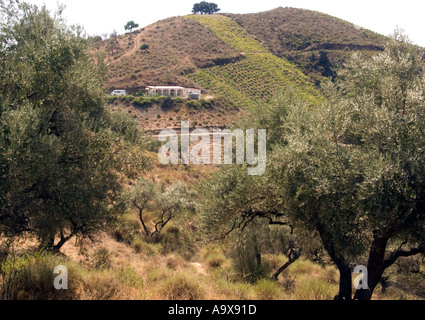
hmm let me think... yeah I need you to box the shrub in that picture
[253,279,285,300]
[293,277,336,300]
[133,97,154,109]
[132,239,161,256]
[161,97,175,110]
[140,44,149,51]
[166,255,185,270]
[186,99,200,109]
[158,273,205,300]
[200,99,214,109]
[174,97,184,105]
[230,242,269,282]
[108,96,118,104]
[134,90,145,97]
[205,253,226,269]
[201,247,226,269]
[159,226,195,260]
[92,248,112,270]
[113,217,140,244]
[0,251,81,300]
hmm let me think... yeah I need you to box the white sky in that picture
[25,0,425,47]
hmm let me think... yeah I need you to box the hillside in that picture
[224,7,387,83]
[98,7,388,109]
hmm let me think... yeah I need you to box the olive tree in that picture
[124,21,139,32]
[198,163,322,281]
[192,2,220,15]
[0,1,147,251]
[123,178,189,240]
[200,32,425,300]
[268,32,425,300]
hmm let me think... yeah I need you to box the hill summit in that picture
[98,7,387,108]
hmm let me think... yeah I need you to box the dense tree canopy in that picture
[192,2,220,15]
[0,1,148,251]
[200,32,425,300]
[269,33,425,300]
[124,20,139,32]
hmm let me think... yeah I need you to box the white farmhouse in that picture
[146,86,201,99]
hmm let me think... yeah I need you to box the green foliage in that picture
[121,178,190,240]
[158,272,206,300]
[140,44,149,51]
[92,248,112,270]
[161,97,175,110]
[188,15,322,108]
[0,251,79,300]
[253,279,285,300]
[192,1,220,15]
[265,32,425,299]
[125,20,139,32]
[198,31,425,300]
[0,1,148,251]
[133,96,156,108]
[230,231,269,282]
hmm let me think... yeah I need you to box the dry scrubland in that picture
[2,3,425,301]
[3,223,422,300]
[2,153,423,301]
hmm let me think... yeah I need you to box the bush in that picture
[174,97,184,105]
[140,44,149,51]
[186,99,200,109]
[158,273,205,300]
[92,248,112,270]
[134,90,145,97]
[0,251,81,300]
[113,217,140,244]
[230,243,269,282]
[253,279,285,300]
[293,277,336,300]
[159,226,195,260]
[201,247,226,269]
[200,99,214,109]
[133,97,154,109]
[205,253,226,269]
[132,239,161,256]
[161,97,175,110]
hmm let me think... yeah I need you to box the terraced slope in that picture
[187,15,321,108]
[224,7,387,84]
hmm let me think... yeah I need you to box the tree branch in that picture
[384,246,425,269]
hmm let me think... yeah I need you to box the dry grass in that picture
[100,16,241,91]
[109,100,244,133]
[3,235,424,300]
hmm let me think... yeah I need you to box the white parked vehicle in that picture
[111,90,126,96]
